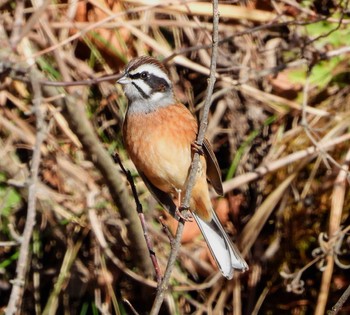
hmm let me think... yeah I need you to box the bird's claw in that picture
[191,141,204,155]
[176,207,193,222]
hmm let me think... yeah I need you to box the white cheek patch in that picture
[134,79,152,95]
[124,79,151,100]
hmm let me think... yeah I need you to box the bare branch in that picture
[328,284,350,315]
[150,0,220,313]
[114,153,162,283]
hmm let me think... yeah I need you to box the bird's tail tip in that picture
[192,212,248,279]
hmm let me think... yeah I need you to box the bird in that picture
[118,56,248,279]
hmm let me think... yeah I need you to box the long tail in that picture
[192,211,248,279]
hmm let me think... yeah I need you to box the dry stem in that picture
[150,0,220,313]
[6,71,46,315]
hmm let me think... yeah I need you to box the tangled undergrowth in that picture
[0,0,350,314]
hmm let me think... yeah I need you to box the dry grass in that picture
[0,0,350,314]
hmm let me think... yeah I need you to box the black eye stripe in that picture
[129,71,149,80]
[129,73,139,80]
[128,72,169,88]
[128,71,170,95]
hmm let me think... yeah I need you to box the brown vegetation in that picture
[0,0,350,314]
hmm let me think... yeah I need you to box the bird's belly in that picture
[141,139,191,192]
[123,108,197,194]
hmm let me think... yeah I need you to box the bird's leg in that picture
[174,188,192,222]
[191,140,204,155]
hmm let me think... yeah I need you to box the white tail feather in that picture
[192,211,248,279]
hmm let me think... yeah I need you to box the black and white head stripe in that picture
[127,63,171,86]
[122,57,172,99]
[119,56,175,111]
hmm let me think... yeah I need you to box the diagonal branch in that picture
[149,1,220,314]
[114,153,162,283]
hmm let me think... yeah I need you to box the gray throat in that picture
[127,93,175,115]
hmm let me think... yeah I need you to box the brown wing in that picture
[203,138,223,196]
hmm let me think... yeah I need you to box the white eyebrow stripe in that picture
[129,64,171,85]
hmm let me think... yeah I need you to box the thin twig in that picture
[328,284,350,315]
[158,217,175,243]
[113,153,162,284]
[6,70,46,315]
[149,1,220,314]
[123,298,140,315]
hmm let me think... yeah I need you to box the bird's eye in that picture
[140,72,148,80]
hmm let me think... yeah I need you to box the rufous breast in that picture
[123,104,198,194]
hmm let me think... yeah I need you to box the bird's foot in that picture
[191,141,204,155]
[175,206,193,222]
[174,187,192,221]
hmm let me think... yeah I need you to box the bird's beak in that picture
[117,73,130,85]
